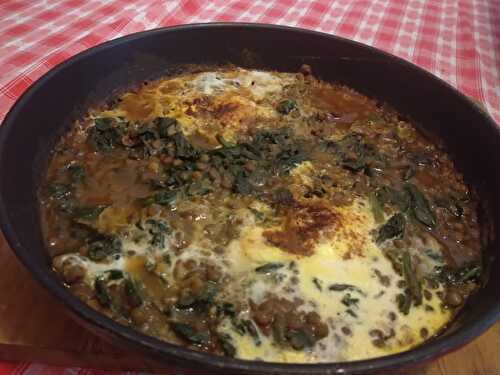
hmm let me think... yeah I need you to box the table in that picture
[0,1,499,373]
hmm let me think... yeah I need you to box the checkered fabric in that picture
[0,0,499,124]
[0,0,499,373]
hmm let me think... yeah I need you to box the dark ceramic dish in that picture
[0,23,499,375]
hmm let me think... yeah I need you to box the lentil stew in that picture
[40,66,482,363]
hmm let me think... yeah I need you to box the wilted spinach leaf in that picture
[87,117,122,152]
[243,319,261,346]
[173,132,198,159]
[277,99,297,114]
[154,117,178,138]
[124,278,142,307]
[376,213,406,244]
[74,205,107,221]
[396,290,411,315]
[286,329,315,350]
[255,262,284,273]
[94,275,111,307]
[68,165,85,182]
[87,235,122,261]
[402,252,422,305]
[341,293,359,307]
[138,190,177,206]
[404,183,436,228]
[146,218,171,248]
[434,263,481,284]
[218,334,236,357]
[329,284,364,295]
[369,192,384,223]
[48,183,75,213]
[48,183,71,200]
[170,322,210,345]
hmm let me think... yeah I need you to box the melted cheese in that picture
[99,69,293,143]
[212,198,450,362]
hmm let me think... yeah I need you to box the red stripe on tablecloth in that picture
[413,0,442,72]
[258,0,295,23]
[455,0,482,101]
[372,0,409,53]
[215,0,255,21]
[335,0,371,39]
[300,0,334,29]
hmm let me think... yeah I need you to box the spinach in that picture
[139,190,177,206]
[330,284,364,295]
[342,159,366,172]
[218,334,236,357]
[87,235,122,261]
[333,133,383,174]
[87,117,122,152]
[346,309,358,318]
[154,117,177,138]
[255,262,284,273]
[402,165,416,181]
[74,205,107,221]
[210,128,308,196]
[176,282,218,310]
[107,270,123,280]
[272,315,287,344]
[144,258,156,272]
[243,320,261,346]
[231,317,247,335]
[138,126,156,143]
[68,165,85,182]
[233,171,253,195]
[94,275,111,307]
[48,183,75,213]
[396,290,411,315]
[163,253,172,266]
[250,208,264,221]
[369,192,385,223]
[404,184,436,228]
[402,252,422,305]
[313,277,323,291]
[424,248,443,262]
[341,293,359,307]
[219,302,236,317]
[173,132,198,159]
[198,282,219,305]
[376,213,406,244]
[277,99,297,114]
[176,295,197,309]
[434,264,481,284]
[239,145,261,160]
[435,196,464,218]
[186,180,213,196]
[124,278,142,306]
[216,134,236,148]
[276,147,307,172]
[48,183,71,200]
[170,322,209,345]
[146,218,171,248]
[273,187,294,205]
[408,152,433,166]
[286,329,315,350]
[376,187,411,212]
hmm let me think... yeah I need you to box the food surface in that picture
[40,66,482,363]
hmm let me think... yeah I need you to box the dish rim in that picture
[0,22,499,374]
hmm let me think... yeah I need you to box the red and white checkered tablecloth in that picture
[0,0,499,373]
[1,0,499,125]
